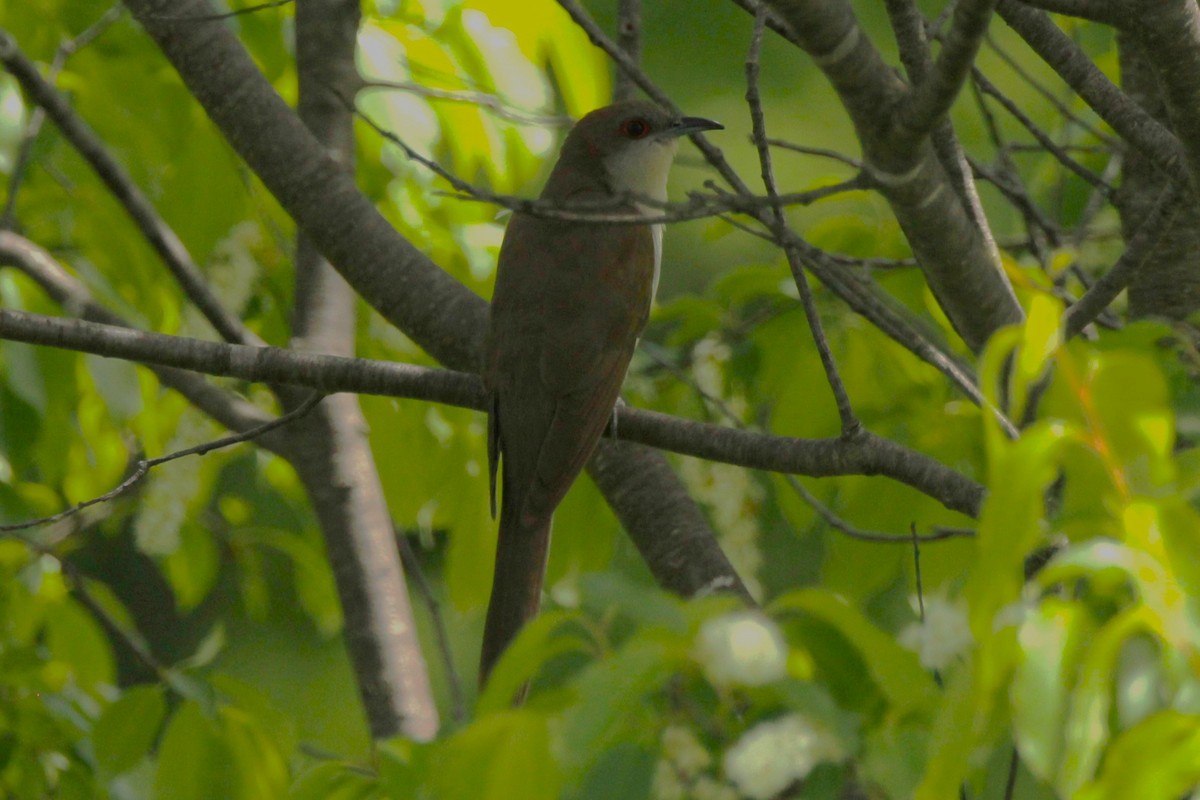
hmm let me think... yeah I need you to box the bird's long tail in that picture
[479,499,551,688]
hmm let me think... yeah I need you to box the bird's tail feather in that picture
[479,499,551,689]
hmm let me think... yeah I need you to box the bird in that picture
[480,99,723,685]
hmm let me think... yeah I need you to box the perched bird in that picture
[481,100,722,684]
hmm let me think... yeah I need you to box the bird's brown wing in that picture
[521,219,654,524]
[485,213,655,525]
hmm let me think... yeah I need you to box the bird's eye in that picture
[621,118,651,139]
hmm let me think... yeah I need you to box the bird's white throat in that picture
[603,138,679,299]
[603,137,679,208]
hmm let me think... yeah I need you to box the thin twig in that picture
[972,68,1113,196]
[613,0,642,103]
[1,4,123,227]
[1064,182,1183,338]
[641,347,971,544]
[745,8,858,436]
[395,530,466,723]
[356,97,864,224]
[144,0,295,21]
[764,139,864,169]
[0,394,323,533]
[359,81,569,127]
[983,32,1112,144]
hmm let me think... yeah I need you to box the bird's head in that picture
[549,100,723,204]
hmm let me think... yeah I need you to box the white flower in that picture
[696,611,787,687]
[898,595,973,671]
[722,715,839,799]
[662,725,711,777]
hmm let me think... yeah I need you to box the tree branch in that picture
[0,28,260,348]
[0,231,277,437]
[614,0,642,102]
[1064,181,1183,337]
[995,0,1187,179]
[745,8,859,435]
[759,0,1023,352]
[1013,0,1119,25]
[0,308,985,518]
[1124,0,1200,194]
[897,0,998,141]
[285,0,438,742]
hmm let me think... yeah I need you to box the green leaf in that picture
[162,520,221,610]
[1089,350,1173,491]
[1012,293,1062,420]
[1076,711,1200,800]
[1058,607,1153,797]
[570,743,655,800]
[377,737,432,798]
[290,762,384,800]
[1011,599,1096,782]
[770,590,937,714]
[477,609,590,714]
[94,686,166,779]
[558,636,679,778]
[578,572,688,634]
[44,596,116,689]
[179,624,226,670]
[154,701,237,800]
[428,710,562,800]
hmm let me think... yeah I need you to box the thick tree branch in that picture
[885,0,1003,308]
[0,308,985,518]
[897,0,998,141]
[760,0,1023,352]
[995,0,1186,179]
[1014,0,1119,25]
[1125,0,1200,194]
[0,29,259,348]
[284,0,438,742]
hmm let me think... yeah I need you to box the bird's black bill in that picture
[672,116,724,136]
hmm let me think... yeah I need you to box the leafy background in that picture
[0,0,1197,798]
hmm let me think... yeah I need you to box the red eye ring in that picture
[621,118,651,139]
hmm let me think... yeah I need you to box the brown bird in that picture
[480,100,722,684]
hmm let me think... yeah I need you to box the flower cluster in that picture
[695,611,788,688]
[722,714,842,800]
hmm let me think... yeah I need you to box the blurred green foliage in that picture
[0,0,1197,798]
